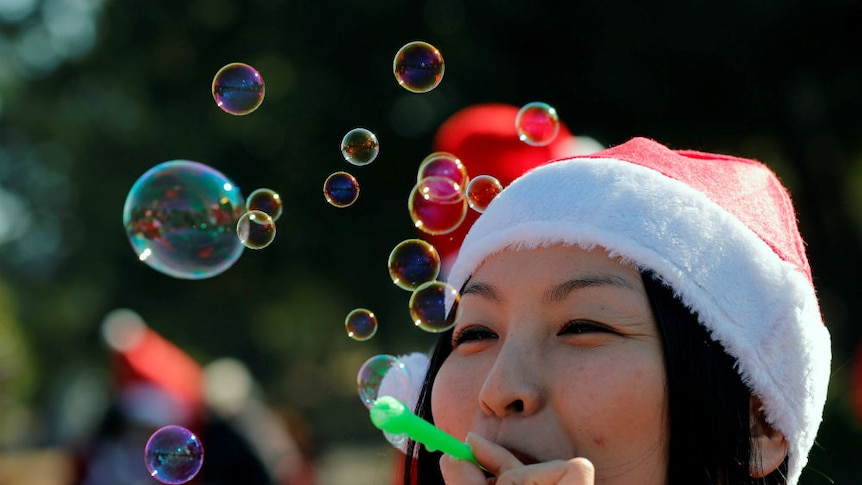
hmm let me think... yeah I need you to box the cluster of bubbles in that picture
[122,160,283,278]
[123,62,283,281]
[319,127,380,209]
[144,425,204,485]
[343,46,564,426]
[122,40,566,461]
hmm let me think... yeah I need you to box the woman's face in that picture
[432,245,668,484]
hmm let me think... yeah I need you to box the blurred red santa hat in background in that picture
[424,102,603,274]
[101,308,204,428]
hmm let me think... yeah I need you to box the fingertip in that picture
[440,453,484,484]
[571,456,595,479]
[465,432,491,448]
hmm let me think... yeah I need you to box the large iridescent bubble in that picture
[123,160,246,279]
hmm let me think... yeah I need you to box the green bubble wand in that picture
[370,395,480,467]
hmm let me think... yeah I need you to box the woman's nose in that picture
[478,341,544,417]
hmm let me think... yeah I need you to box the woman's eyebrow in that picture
[543,273,636,303]
[461,280,500,302]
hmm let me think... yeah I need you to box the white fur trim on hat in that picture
[446,150,830,484]
[378,352,430,453]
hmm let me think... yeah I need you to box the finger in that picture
[465,432,524,475]
[439,454,488,485]
[495,457,595,485]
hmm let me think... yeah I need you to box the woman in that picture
[400,137,831,484]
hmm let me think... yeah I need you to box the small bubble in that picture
[123,160,245,280]
[357,354,410,409]
[409,280,461,333]
[393,41,444,93]
[416,151,468,188]
[144,425,204,485]
[515,101,560,146]
[323,171,360,208]
[246,188,283,221]
[345,308,378,341]
[212,62,265,115]
[341,128,380,166]
[466,175,503,213]
[388,239,441,291]
[236,210,276,249]
[408,176,467,235]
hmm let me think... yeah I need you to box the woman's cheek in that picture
[431,355,480,438]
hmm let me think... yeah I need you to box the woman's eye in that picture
[452,326,498,346]
[558,320,614,336]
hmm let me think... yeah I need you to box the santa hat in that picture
[424,103,603,274]
[446,137,831,485]
[102,308,205,427]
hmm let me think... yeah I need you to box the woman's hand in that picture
[439,433,595,485]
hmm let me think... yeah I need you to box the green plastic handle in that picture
[370,395,479,466]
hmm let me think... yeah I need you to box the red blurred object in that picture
[107,316,204,417]
[423,103,598,275]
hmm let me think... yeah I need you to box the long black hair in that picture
[402,271,788,485]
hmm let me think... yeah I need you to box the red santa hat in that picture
[446,137,831,485]
[102,309,204,427]
[423,103,602,274]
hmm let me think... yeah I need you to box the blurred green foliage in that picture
[0,0,861,482]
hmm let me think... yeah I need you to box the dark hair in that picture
[402,271,788,485]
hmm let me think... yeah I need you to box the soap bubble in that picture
[409,280,461,333]
[212,62,265,115]
[345,308,378,341]
[144,425,204,485]
[236,210,276,249]
[388,239,440,291]
[393,41,444,93]
[357,354,410,409]
[515,101,560,146]
[341,128,380,166]
[123,160,245,279]
[408,176,467,235]
[246,188,282,221]
[323,171,360,208]
[416,151,468,188]
[466,175,503,213]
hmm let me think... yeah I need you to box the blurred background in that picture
[0,0,860,483]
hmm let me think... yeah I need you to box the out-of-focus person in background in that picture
[4,308,316,485]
